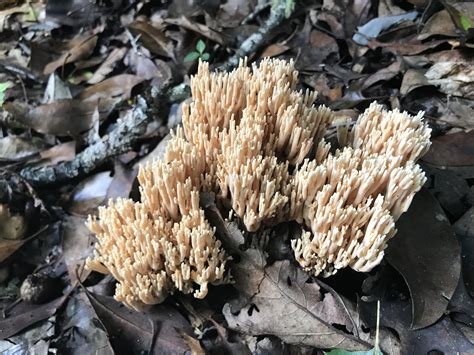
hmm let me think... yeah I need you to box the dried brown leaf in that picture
[0,135,46,161]
[0,293,69,340]
[387,188,461,328]
[128,21,175,59]
[85,292,194,354]
[223,249,375,351]
[44,35,98,75]
[164,16,224,45]
[87,47,128,84]
[62,215,94,283]
[77,74,144,102]
[422,131,474,167]
[4,99,114,136]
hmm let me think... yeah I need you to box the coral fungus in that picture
[86,58,431,308]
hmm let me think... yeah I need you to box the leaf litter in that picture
[0,0,473,354]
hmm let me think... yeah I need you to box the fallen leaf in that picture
[4,99,114,136]
[360,299,473,354]
[68,171,113,215]
[128,21,175,59]
[62,215,94,283]
[425,61,474,99]
[259,43,290,58]
[400,69,430,95]
[422,131,474,167]
[0,293,69,340]
[44,34,98,75]
[43,74,72,103]
[78,74,144,102]
[418,10,458,40]
[0,135,46,161]
[164,16,224,45]
[367,38,446,55]
[58,291,114,354]
[0,317,55,354]
[386,188,461,329]
[425,166,471,220]
[361,61,401,90]
[85,292,194,354]
[87,47,128,84]
[106,162,137,200]
[353,11,418,45]
[37,141,76,165]
[223,248,378,351]
[454,206,474,238]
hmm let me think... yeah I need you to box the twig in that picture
[20,97,149,185]
[218,2,291,72]
[241,2,271,25]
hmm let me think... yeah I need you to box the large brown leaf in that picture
[422,131,474,167]
[387,188,461,329]
[86,292,194,354]
[223,249,377,351]
[4,99,114,136]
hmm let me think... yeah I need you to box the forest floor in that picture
[0,0,473,354]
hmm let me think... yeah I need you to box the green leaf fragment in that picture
[0,82,14,106]
[184,51,201,63]
[460,14,472,31]
[201,53,210,61]
[196,39,206,54]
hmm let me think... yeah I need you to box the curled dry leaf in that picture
[128,21,175,59]
[77,74,145,102]
[425,62,474,100]
[43,34,98,75]
[386,188,461,329]
[87,47,128,84]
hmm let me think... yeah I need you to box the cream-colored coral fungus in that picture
[87,58,431,308]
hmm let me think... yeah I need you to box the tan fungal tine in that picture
[87,58,432,308]
[86,193,228,310]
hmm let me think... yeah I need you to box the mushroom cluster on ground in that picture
[86,58,431,309]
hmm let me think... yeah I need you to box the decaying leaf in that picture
[422,131,474,167]
[62,215,94,283]
[0,293,70,340]
[386,188,461,329]
[3,99,115,136]
[425,61,474,100]
[77,74,144,102]
[44,34,98,75]
[223,248,377,351]
[0,135,46,161]
[85,292,194,354]
[87,47,128,84]
[128,21,175,59]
